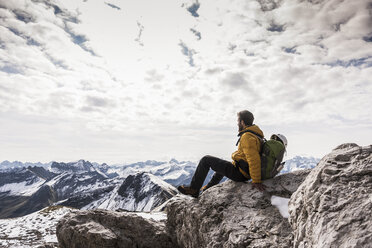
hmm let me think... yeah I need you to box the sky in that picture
[0,0,371,164]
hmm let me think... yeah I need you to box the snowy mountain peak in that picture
[169,158,179,164]
[51,160,95,174]
[281,156,320,174]
[0,160,50,171]
[80,172,178,212]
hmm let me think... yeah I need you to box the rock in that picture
[166,170,309,248]
[267,169,311,198]
[288,144,372,248]
[56,209,176,248]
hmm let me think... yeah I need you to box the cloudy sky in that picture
[0,0,371,164]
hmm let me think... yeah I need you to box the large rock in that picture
[56,209,176,248]
[166,170,310,248]
[289,144,372,248]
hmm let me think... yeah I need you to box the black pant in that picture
[190,155,248,190]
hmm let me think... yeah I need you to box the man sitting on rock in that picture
[178,110,266,198]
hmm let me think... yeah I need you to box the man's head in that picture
[237,110,254,131]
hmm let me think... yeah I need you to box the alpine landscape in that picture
[1,0,371,247]
[0,156,318,247]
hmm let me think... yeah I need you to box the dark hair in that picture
[237,110,254,126]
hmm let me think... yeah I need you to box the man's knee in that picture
[200,155,214,166]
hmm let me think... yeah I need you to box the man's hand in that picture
[252,182,266,192]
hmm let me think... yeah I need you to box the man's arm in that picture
[240,134,262,184]
[252,182,266,191]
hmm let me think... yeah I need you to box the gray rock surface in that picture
[166,170,310,248]
[289,144,372,248]
[56,209,176,248]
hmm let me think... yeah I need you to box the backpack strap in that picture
[236,129,264,146]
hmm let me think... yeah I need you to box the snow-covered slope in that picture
[82,172,177,212]
[281,156,320,174]
[0,206,77,248]
[50,159,110,177]
[0,161,116,218]
[0,167,46,196]
[111,159,200,186]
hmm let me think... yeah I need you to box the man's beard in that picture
[238,122,244,132]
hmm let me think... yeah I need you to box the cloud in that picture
[267,23,285,32]
[12,9,35,23]
[221,72,248,89]
[325,56,372,68]
[1,0,372,162]
[86,95,112,107]
[145,69,164,82]
[0,64,22,74]
[363,35,372,42]
[256,0,283,12]
[80,95,117,114]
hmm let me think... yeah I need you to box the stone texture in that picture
[56,209,176,248]
[166,170,310,248]
[289,144,372,248]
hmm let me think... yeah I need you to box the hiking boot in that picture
[177,185,199,198]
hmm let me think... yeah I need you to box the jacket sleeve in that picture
[240,134,261,183]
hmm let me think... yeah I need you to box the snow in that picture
[147,173,176,192]
[45,172,68,186]
[0,177,45,196]
[114,160,197,185]
[0,206,76,248]
[79,173,176,212]
[271,195,290,218]
[162,169,188,180]
[135,212,167,221]
[94,168,109,178]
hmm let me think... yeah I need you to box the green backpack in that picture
[239,130,286,180]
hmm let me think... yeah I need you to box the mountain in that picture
[281,156,320,174]
[112,158,215,186]
[0,156,319,219]
[0,160,50,171]
[0,159,179,218]
[81,172,177,211]
[0,166,57,218]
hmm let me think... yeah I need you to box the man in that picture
[178,110,266,198]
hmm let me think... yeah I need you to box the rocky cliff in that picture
[289,143,372,248]
[56,144,372,248]
[166,170,310,248]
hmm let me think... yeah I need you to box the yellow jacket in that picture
[231,125,264,183]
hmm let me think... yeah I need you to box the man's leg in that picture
[203,172,224,190]
[190,155,247,190]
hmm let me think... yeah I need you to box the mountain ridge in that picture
[0,156,319,219]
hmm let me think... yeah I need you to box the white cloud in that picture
[0,0,371,163]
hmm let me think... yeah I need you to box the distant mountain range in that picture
[281,156,320,174]
[0,156,320,219]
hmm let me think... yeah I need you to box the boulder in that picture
[288,144,372,248]
[166,170,310,248]
[56,209,176,248]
